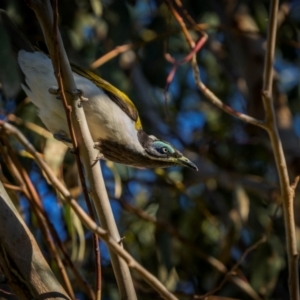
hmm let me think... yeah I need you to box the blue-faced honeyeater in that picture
[1,10,197,171]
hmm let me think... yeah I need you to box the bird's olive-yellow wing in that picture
[71,64,142,130]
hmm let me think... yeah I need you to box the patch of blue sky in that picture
[241,227,252,245]
[110,199,122,221]
[231,246,242,262]
[164,66,181,100]
[74,292,85,300]
[274,57,300,92]
[76,192,88,213]
[19,193,30,224]
[228,88,247,113]
[186,183,205,198]
[101,161,116,196]
[134,169,156,182]
[294,113,300,138]
[127,180,141,196]
[4,97,16,114]
[177,111,206,144]
[127,180,151,201]
[290,0,300,22]
[167,136,183,151]
[215,31,225,43]
[180,92,201,111]
[0,95,16,119]
[128,0,157,28]
[176,280,195,294]
[29,164,67,241]
[99,240,111,265]
[179,194,196,210]
[82,25,95,41]
[155,119,170,136]
[231,125,248,144]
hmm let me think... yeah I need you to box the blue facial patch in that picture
[152,141,175,155]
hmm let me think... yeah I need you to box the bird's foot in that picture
[72,89,89,104]
[91,152,103,167]
[94,152,104,161]
[54,131,72,144]
[118,237,125,245]
[48,86,61,99]
[48,87,88,103]
[93,143,104,161]
[94,142,101,150]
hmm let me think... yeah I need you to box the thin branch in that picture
[165,0,267,129]
[0,128,95,299]
[0,121,179,300]
[167,0,299,299]
[0,137,75,299]
[113,197,261,300]
[52,1,100,297]
[90,44,132,69]
[24,1,137,298]
[0,178,70,299]
[196,235,267,299]
[261,1,299,299]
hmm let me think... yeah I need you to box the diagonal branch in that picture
[0,120,178,300]
[165,0,266,129]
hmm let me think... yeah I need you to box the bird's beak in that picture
[177,156,198,171]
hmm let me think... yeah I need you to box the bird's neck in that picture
[137,129,152,148]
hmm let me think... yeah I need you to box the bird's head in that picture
[142,136,198,171]
[97,130,198,171]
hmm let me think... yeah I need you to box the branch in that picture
[165,0,266,129]
[0,137,75,298]
[1,137,95,298]
[168,0,299,298]
[261,1,299,299]
[0,121,178,300]
[24,1,136,298]
[0,179,70,299]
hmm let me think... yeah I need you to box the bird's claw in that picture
[48,86,61,99]
[72,89,89,105]
[54,131,72,143]
[118,237,125,245]
[94,142,101,150]
[48,87,88,102]
[94,152,103,162]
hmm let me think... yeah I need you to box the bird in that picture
[1,10,198,171]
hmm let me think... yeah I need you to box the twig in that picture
[1,183,22,191]
[1,127,92,299]
[0,136,75,298]
[90,44,132,69]
[167,0,299,299]
[261,1,299,299]
[0,121,178,300]
[0,179,69,299]
[24,0,137,298]
[165,0,266,129]
[52,1,101,297]
[113,197,261,300]
[196,235,267,299]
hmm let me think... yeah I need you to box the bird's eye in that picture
[162,147,168,153]
[152,141,175,155]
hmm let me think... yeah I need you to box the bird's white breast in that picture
[18,50,143,152]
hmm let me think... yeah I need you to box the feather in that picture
[71,64,142,131]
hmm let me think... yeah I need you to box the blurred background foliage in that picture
[0,0,300,299]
